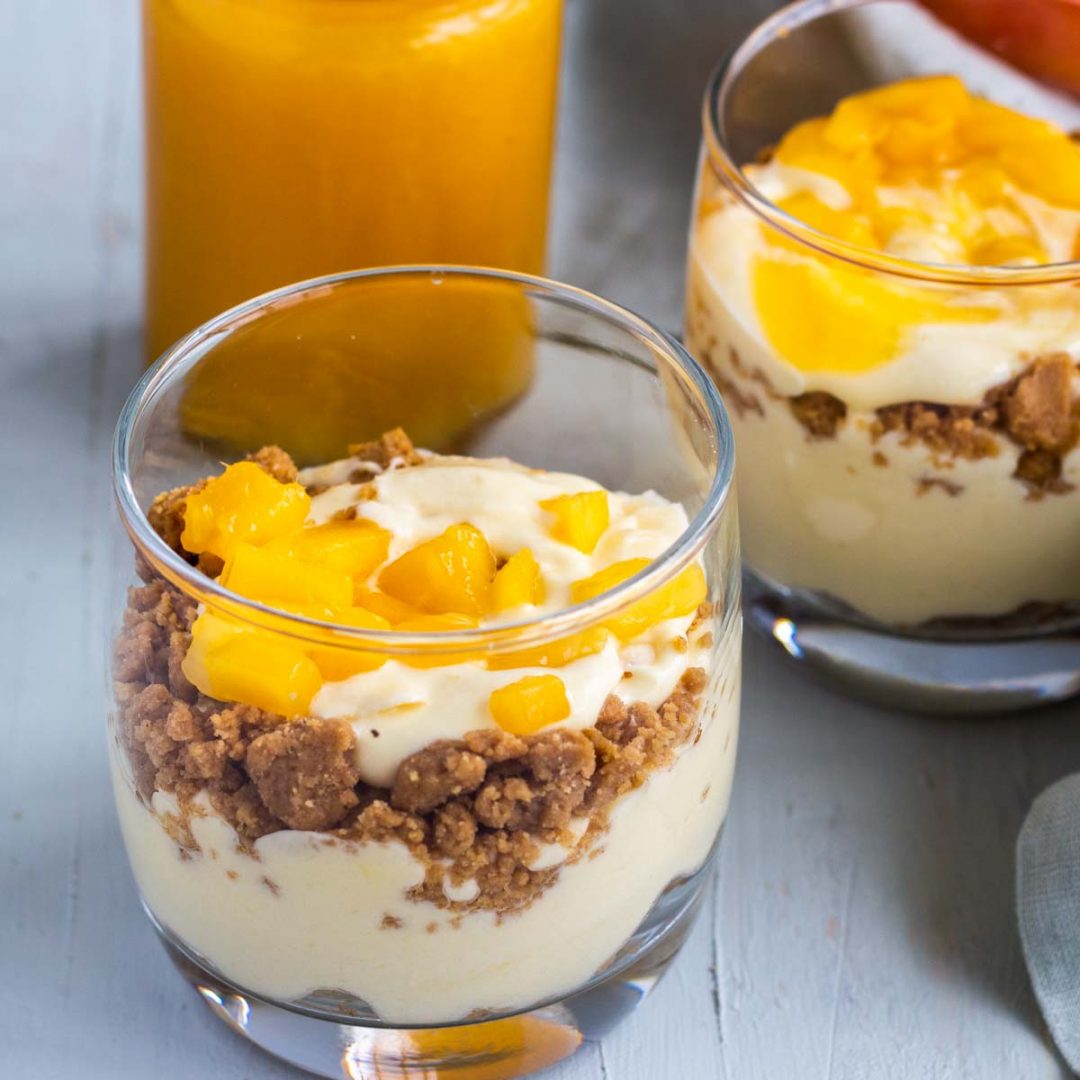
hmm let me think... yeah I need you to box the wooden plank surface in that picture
[1,0,1075,1077]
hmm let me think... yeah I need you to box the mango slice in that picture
[489,675,570,735]
[491,549,545,613]
[571,558,707,640]
[263,519,391,580]
[396,613,481,668]
[182,612,321,717]
[378,524,496,617]
[180,461,310,560]
[486,626,610,671]
[353,587,421,625]
[220,543,353,610]
[305,606,391,682]
[539,491,610,554]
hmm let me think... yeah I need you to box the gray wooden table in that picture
[3,1,1076,1076]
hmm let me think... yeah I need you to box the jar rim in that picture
[113,265,735,658]
[702,0,1080,287]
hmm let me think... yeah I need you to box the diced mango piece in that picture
[491,549,545,613]
[395,613,481,669]
[220,543,353,610]
[776,193,877,247]
[182,613,321,717]
[180,461,310,560]
[752,256,999,375]
[775,118,881,201]
[571,558,708,641]
[306,607,391,682]
[970,234,1048,267]
[999,138,1080,209]
[958,98,1059,152]
[850,75,971,122]
[486,626,611,671]
[353,587,420,625]
[539,492,610,554]
[489,675,570,736]
[378,524,496,617]
[264,520,391,580]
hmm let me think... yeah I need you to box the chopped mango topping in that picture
[486,626,610,671]
[220,543,354,610]
[539,491,610,553]
[489,675,570,736]
[378,524,496,617]
[396,613,481,668]
[571,558,707,640]
[305,607,391,682]
[264,519,391,580]
[491,549,545,613]
[181,612,321,717]
[353,587,421,625]
[752,76,1080,372]
[181,461,310,560]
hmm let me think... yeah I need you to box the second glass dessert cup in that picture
[685,0,1080,714]
[109,267,741,1079]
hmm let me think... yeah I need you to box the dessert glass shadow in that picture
[685,0,1080,714]
[109,267,741,1079]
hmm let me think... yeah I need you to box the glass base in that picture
[746,571,1080,715]
[148,867,710,1080]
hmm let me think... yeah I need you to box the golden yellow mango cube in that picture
[182,612,321,717]
[959,98,1058,153]
[264,520,391,580]
[999,138,1080,209]
[353,587,420,625]
[220,542,354,610]
[180,461,310,560]
[774,118,881,203]
[491,549,545,613]
[486,626,610,671]
[571,558,707,640]
[970,233,1047,267]
[539,491,610,554]
[378,523,496,617]
[855,75,970,122]
[489,675,570,735]
[775,194,876,248]
[395,613,481,669]
[306,606,391,682]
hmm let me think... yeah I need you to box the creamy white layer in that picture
[112,626,741,1023]
[299,455,703,787]
[692,179,1080,412]
[686,253,1080,624]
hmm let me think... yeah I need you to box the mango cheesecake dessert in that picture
[688,73,1080,633]
[110,429,740,1036]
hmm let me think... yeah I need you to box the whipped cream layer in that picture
[112,624,741,1023]
[691,183,1080,413]
[297,455,702,787]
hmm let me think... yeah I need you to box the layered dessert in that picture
[111,431,740,1024]
[687,75,1080,627]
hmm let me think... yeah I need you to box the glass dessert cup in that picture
[685,0,1080,714]
[109,267,741,1079]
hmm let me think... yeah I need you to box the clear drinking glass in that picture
[109,267,741,1079]
[685,0,1080,713]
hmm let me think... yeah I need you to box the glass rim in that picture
[702,0,1080,288]
[113,264,735,657]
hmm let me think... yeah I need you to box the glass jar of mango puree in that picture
[144,0,562,456]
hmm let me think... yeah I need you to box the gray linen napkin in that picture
[1017,774,1080,1073]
